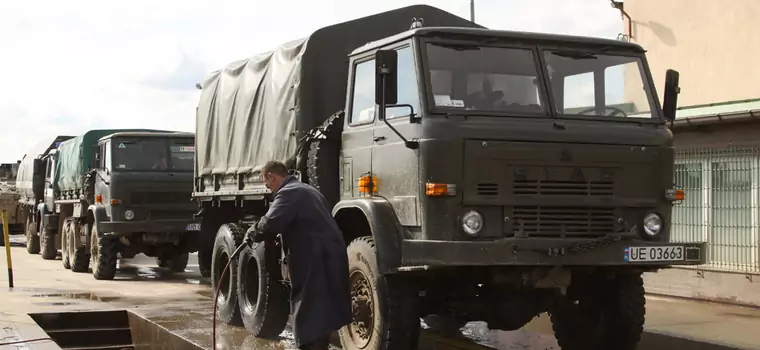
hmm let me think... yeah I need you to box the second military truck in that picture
[37,129,201,279]
[195,5,706,350]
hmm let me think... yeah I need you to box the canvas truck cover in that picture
[55,129,171,194]
[195,5,481,183]
[15,135,73,204]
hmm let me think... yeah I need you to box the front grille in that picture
[513,180,614,196]
[130,191,190,205]
[149,210,195,220]
[512,206,616,237]
[476,183,499,197]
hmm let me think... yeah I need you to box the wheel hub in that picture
[349,271,374,347]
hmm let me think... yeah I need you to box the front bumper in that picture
[399,237,706,268]
[99,219,201,234]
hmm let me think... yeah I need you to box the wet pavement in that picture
[1,235,760,350]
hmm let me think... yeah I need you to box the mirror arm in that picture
[378,69,419,150]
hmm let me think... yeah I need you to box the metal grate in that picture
[476,183,499,197]
[512,206,616,237]
[130,191,189,205]
[672,145,760,274]
[513,180,614,196]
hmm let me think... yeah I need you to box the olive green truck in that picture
[17,130,201,280]
[194,5,705,350]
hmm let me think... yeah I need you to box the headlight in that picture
[461,210,483,236]
[643,213,662,236]
[124,210,135,221]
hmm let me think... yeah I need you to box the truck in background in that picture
[1,161,23,245]
[42,130,202,280]
[195,4,706,350]
[15,136,74,253]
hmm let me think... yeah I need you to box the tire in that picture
[339,236,421,350]
[157,252,190,272]
[40,228,57,260]
[61,219,71,269]
[25,216,40,254]
[549,273,646,350]
[70,223,90,273]
[199,219,222,278]
[211,223,244,326]
[306,111,344,207]
[237,241,290,338]
[90,225,118,280]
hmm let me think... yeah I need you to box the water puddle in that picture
[30,291,121,302]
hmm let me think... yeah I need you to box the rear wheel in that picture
[211,224,244,326]
[549,273,646,350]
[25,216,40,254]
[237,241,290,338]
[61,219,71,269]
[157,252,190,272]
[70,223,90,273]
[40,229,57,260]
[339,236,421,350]
[90,225,118,280]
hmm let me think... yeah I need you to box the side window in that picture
[387,46,420,119]
[349,59,376,125]
[103,141,112,171]
[45,159,53,179]
[562,72,595,113]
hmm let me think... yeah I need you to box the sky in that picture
[0,0,624,163]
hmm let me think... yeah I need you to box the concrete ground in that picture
[1,238,760,350]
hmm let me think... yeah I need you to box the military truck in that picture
[195,5,706,350]
[35,129,202,280]
[16,136,74,253]
[0,163,22,246]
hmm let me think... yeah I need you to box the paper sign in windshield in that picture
[434,95,464,107]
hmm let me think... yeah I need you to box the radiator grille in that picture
[513,180,614,196]
[130,191,189,205]
[476,183,499,197]
[512,206,616,236]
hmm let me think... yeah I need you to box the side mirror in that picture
[375,49,398,106]
[662,69,680,121]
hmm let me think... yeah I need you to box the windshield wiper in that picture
[550,51,598,60]
[430,43,482,51]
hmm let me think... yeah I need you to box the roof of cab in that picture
[99,131,195,142]
[349,26,644,56]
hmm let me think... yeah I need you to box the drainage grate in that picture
[29,310,134,350]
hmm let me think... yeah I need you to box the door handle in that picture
[373,136,386,142]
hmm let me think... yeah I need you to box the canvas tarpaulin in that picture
[195,4,482,183]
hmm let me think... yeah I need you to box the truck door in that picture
[95,141,112,217]
[370,43,422,227]
[43,153,57,210]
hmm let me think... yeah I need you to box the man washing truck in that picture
[196,5,706,350]
[31,129,202,279]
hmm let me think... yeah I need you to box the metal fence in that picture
[671,146,760,273]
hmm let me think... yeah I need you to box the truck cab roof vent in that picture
[410,17,425,29]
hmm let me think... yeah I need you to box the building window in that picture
[672,148,759,272]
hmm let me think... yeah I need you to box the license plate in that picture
[625,246,684,262]
[186,223,201,231]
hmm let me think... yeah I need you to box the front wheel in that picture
[338,237,421,350]
[90,225,118,280]
[25,216,40,254]
[549,273,646,350]
[237,241,290,338]
[39,229,57,260]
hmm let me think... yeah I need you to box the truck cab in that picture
[82,132,201,278]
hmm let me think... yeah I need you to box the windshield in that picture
[111,138,194,172]
[543,50,657,119]
[425,42,546,115]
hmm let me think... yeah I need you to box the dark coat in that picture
[254,176,352,347]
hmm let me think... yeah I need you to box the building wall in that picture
[623,0,760,107]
